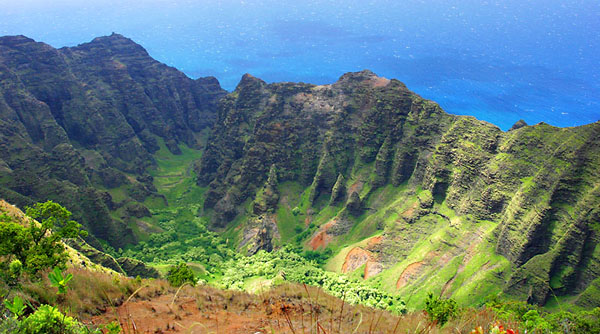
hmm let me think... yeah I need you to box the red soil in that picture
[89,283,405,334]
[366,235,384,249]
[307,219,337,250]
[396,261,425,289]
[341,247,372,274]
[364,260,384,279]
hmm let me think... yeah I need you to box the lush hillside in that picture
[0,34,226,248]
[196,70,600,308]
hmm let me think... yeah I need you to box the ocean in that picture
[1,0,599,130]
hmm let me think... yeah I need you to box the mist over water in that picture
[2,0,599,130]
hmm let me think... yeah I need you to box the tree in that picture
[166,263,196,287]
[0,201,87,277]
[23,201,87,274]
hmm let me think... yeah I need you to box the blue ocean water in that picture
[1,0,599,130]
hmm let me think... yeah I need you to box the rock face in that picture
[0,34,226,247]
[197,69,600,306]
[117,257,160,278]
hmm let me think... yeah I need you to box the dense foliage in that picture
[120,216,235,276]
[424,292,459,326]
[486,299,600,333]
[219,247,406,314]
[19,305,89,334]
[0,201,86,279]
[167,263,196,287]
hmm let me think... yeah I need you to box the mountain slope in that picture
[196,70,600,307]
[0,34,226,248]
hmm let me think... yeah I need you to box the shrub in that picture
[424,292,459,326]
[166,263,196,287]
[291,207,301,216]
[48,267,73,294]
[0,201,87,278]
[19,305,88,334]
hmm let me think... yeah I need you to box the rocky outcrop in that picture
[509,119,528,131]
[330,173,346,205]
[239,215,280,255]
[252,165,280,215]
[0,34,226,247]
[117,257,160,278]
[197,70,443,224]
[345,191,363,216]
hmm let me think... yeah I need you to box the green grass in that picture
[147,138,207,208]
[273,182,304,243]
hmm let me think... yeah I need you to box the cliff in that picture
[0,34,226,248]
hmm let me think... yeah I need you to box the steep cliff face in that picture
[0,34,225,247]
[197,70,600,307]
[197,71,449,223]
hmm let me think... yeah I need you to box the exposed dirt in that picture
[92,294,270,334]
[370,76,391,87]
[366,235,384,250]
[364,260,384,279]
[307,219,337,250]
[347,180,364,195]
[401,201,419,220]
[89,283,406,334]
[341,247,372,273]
[396,261,426,289]
[135,219,163,234]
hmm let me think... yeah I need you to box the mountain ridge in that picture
[195,68,600,307]
[0,33,226,248]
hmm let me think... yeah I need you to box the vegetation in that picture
[166,263,196,287]
[0,201,86,279]
[19,305,89,334]
[219,247,407,314]
[485,299,600,333]
[425,292,459,326]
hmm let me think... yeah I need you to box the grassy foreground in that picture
[3,267,528,334]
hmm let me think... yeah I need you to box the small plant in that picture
[166,263,196,287]
[3,295,26,319]
[19,304,85,334]
[103,321,122,334]
[48,267,73,294]
[424,292,458,326]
